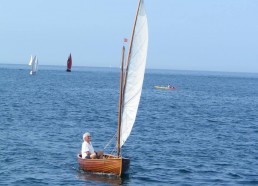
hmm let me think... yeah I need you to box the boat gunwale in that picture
[77,154,129,161]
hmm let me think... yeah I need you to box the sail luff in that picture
[120,0,148,148]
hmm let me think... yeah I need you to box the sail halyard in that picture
[120,0,148,148]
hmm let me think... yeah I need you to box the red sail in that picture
[67,53,72,71]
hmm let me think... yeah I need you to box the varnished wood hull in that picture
[77,154,130,176]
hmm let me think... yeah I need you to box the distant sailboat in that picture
[66,53,72,72]
[78,0,148,176]
[28,55,38,75]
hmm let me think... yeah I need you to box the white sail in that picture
[33,56,38,72]
[120,0,148,147]
[28,55,33,65]
[29,56,38,74]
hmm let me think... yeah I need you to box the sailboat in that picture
[28,55,38,75]
[66,53,72,72]
[77,0,148,176]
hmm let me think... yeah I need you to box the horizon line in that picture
[0,63,258,75]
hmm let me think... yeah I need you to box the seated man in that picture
[81,132,103,159]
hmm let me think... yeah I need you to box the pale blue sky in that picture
[1,0,258,73]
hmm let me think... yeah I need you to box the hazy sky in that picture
[1,0,258,73]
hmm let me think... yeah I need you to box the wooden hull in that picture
[77,154,130,176]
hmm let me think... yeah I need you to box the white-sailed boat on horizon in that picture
[28,55,38,75]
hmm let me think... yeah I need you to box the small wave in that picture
[237,180,258,185]
[227,172,242,178]
[178,168,192,174]
[12,177,47,185]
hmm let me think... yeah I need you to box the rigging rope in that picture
[103,132,116,150]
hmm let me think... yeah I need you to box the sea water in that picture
[0,64,258,185]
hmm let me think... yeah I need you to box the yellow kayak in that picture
[154,86,176,90]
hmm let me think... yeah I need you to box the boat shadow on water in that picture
[76,170,130,185]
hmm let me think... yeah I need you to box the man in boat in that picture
[81,132,103,159]
[167,84,175,89]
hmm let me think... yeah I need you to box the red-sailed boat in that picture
[66,53,72,72]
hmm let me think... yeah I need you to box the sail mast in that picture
[123,0,141,89]
[117,46,125,157]
[117,0,142,155]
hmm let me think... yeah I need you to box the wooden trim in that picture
[77,154,130,176]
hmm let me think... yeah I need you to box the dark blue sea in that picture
[1,64,258,185]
